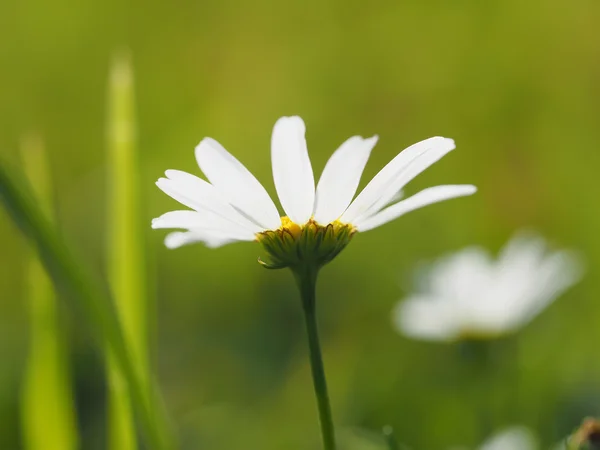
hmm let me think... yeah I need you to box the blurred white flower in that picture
[448,428,536,450]
[394,233,584,341]
[478,427,537,450]
[451,426,569,450]
[152,116,475,264]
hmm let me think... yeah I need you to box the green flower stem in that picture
[458,339,495,438]
[293,264,336,450]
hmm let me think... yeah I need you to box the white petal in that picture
[354,184,477,232]
[313,135,378,224]
[498,233,547,270]
[151,210,208,229]
[164,230,242,249]
[512,249,584,327]
[487,233,582,331]
[389,189,405,204]
[355,145,457,223]
[271,116,315,224]
[151,210,256,241]
[341,137,455,224]
[427,247,494,301]
[535,250,584,300]
[479,427,536,450]
[393,297,460,341]
[156,170,264,233]
[195,138,281,230]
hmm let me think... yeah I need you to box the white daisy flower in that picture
[152,116,476,268]
[394,233,584,341]
[477,427,537,450]
[449,427,536,450]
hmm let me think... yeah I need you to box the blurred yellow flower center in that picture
[256,217,356,269]
[456,329,503,342]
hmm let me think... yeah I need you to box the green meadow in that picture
[1,1,599,448]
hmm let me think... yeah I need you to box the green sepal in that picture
[257,219,355,270]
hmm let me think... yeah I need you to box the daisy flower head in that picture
[449,427,536,450]
[477,427,536,450]
[394,233,584,342]
[152,116,476,269]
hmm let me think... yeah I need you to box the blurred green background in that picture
[1,0,600,448]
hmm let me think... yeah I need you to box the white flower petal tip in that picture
[271,115,315,224]
[155,177,167,188]
[394,232,584,342]
[441,137,455,149]
[164,231,203,249]
[164,231,236,249]
[150,211,201,230]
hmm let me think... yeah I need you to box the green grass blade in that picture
[106,52,148,450]
[382,426,404,450]
[19,134,79,450]
[0,160,173,450]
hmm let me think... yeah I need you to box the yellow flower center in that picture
[279,215,302,239]
[256,217,356,269]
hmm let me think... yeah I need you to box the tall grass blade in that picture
[106,52,148,450]
[0,161,173,449]
[382,426,400,450]
[19,134,79,450]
